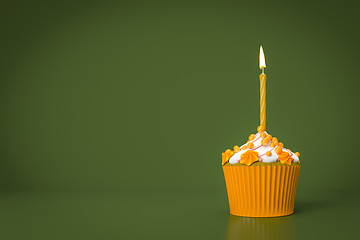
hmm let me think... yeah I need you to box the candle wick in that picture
[261,67,265,74]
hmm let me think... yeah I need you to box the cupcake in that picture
[221,47,301,217]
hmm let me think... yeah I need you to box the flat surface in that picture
[0,190,358,240]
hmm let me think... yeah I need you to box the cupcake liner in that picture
[223,165,300,217]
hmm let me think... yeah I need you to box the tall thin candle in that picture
[259,46,267,130]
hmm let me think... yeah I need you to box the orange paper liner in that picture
[223,165,300,217]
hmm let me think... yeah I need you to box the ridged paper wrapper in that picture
[223,165,301,217]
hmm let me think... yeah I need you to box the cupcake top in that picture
[222,126,300,166]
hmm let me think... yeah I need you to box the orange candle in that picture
[259,46,267,130]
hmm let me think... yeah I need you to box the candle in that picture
[259,46,267,130]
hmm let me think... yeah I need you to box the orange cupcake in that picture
[220,47,301,217]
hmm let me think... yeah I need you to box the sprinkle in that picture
[247,142,254,149]
[257,125,265,132]
[222,153,227,165]
[277,151,292,165]
[260,132,267,138]
[222,151,233,165]
[261,138,269,146]
[275,146,283,154]
[240,150,259,166]
[295,152,300,157]
[222,149,234,165]
[248,134,255,141]
[266,151,272,156]
[233,145,241,153]
[225,149,233,155]
[266,135,272,140]
[278,142,284,148]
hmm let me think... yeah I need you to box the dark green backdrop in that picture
[1,0,359,192]
[0,1,359,239]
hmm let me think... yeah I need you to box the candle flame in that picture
[259,46,266,69]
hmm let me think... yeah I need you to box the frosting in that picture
[240,150,259,166]
[222,126,300,166]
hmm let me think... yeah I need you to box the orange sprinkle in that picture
[272,137,278,142]
[221,149,234,165]
[275,146,283,154]
[295,152,300,157]
[248,134,255,141]
[261,138,269,146]
[225,149,233,155]
[266,151,272,156]
[266,135,272,140]
[247,142,254,149]
[233,145,241,153]
[278,142,284,148]
[242,146,247,150]
[257,126,265,132]
[260,132,267,138]
[270,142,276,147]
[277,151,292,165]
[240,150,259,166]
[222,152,227,165]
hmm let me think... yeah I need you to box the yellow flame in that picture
[259,46,266,69]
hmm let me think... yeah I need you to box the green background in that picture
[0,0,359,239]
